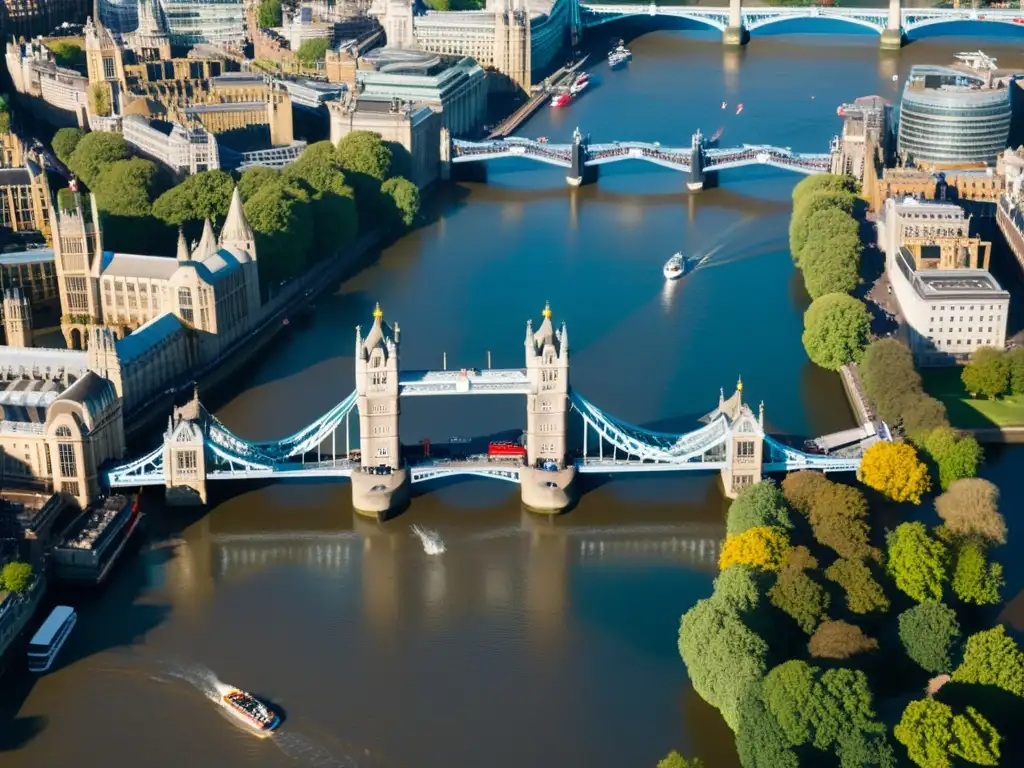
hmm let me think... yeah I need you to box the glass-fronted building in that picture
[897,65,1013,167]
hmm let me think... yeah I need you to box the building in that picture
[97,0,137,32]
[0,248,59,305]
[101,0,245,44]
[371,0,570,92]
[2,288,34,348]
[0,147,54,243]
[0,0,88,41]
[355,47,486,137]
[5,38,91,127]
[328,95,441,188]
[997,146,1024,275]
[880,197,1007,366]
[122,115,220,174]
[897,57,1015,168]
[873,166,1006,208]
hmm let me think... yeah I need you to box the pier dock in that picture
[488,57,588,140]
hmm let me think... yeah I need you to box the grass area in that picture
[922,366,1024,428]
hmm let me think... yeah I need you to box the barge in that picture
[52,495,142,585]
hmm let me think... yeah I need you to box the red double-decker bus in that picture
[488,441,526,458]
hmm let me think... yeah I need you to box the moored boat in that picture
[221,689,280,733]
[550,92,571,108]
[608,41,631,68]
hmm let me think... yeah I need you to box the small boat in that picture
[573,72,590,86]
[710,126,724,142]
[537,137,549,143]
[608,41,631,68]
[550,92,571,108]
[570,79,589,96]
[837,106,845,117]
[663,252,711,280]
[221,689,280,733]
[892,74,899,82]
[721,101,727,109]
[736,103,744,115]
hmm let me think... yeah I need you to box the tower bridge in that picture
[445,128,834,190]
[106,304,884,518]
[579,0,1024,50]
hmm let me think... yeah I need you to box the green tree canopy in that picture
[678,597,770,731]
[825,558,889,615]
[901,394,950,440]
[951,541,1003,606]
[961,346,1010,400]
[87,82,111,117]
[238,166,280,201]
[336,130,393,182]
[792,173,858,205]
[801,293,871,371]
[381,176,421,228]
[243,180,314,286]
[860,338,923,425]
[808,619,878,660]
[800,230,862,299]
[0,96,10,134]
[283,141,347,194]
[803,481,875,560]
[789,190,857,259]
[894,699,1000,768]
[67,131,128,187]
[934,478,1005,545]
[45,40,85,68]
[51,126,85,165]
[91,158,159,217]
[768,560,829,634]
[152,169,236,226]
[887,522,949,603]
[712,565,763,612]
[795,208,859,266]
[781,470,832,517]
[726,479,792,536]
[735,684,800,768]
[0,561,33,593]
[296,38,330,66]
[257,0,282,27]
[898,601,961,674]
[951,625,1024,696]
[920,427,982,491]
[1007,346,1024,395]
[656,752,704,768]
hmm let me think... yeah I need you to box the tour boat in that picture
[537,137,549,143]
[736,103,744,115]
[837,106,845,117]
[573,72,590,87]
[221,689,280,733]
[570,79,589,96]
[710,126,724,142]
[550,92,571,108]
[663,252,711,280]
[608,41,631,68]
[721,101,727,109]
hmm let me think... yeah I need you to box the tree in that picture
[901,395,950,439]
[801,230,862,299]
[91,158,159,217]
[921,428,982,491]
[46,40,85,68]
[934,478,1005,545]
[735,685,801,768]
[795,208,859,266]
[243,181,314,285]
[804,482,875,560]
[858,442,931,504]
[296,38,330,66]
[961,347,1010,400]
[257,0,282,27]
[678,598,770,731]
[1007,346,1024,395]
[152,169,236,226]
[656,752,704,768]
[951,542,1003,606]
[238,166,280,201]
[336,130,393,182]
[951,626,1024,696]
[894,699,1000,768]
[67,131,128,187]
[284,141,347,194]
[726,479,792,536]
[0,561,33,593]
[768,563,829,634]
[719,526,790,572]
[51,127,85,165]
[87,82,111,117]
[713,565,762,612]
[808,620,878,660]
[0,97,9,134]
[789,190,857,258]
[381,176,421,228]
[887,522,948,603]
[859,338,924,425]
[792,173,858,205]
[781,470,831,517]
[898,602,961,674]
[825,558,889,614]
[801,293,871,371]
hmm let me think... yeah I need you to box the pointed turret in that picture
[176,228,190,261]
[219,186,255,257]
[193,218,216,260]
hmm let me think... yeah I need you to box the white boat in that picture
[608,41,631,68]
[663,252,711,280]
[570,80,589,95]
[27,605,76,673]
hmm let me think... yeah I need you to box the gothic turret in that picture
[193,218,216,260]
[219,187,255,258]
[176,228,190,262]
[2,288,32,348]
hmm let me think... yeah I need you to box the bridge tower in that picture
[439,126,452,182]
[717,379,764,499]
[880,0,903,49]
[724,0,748,46]
[521,302,577,514]
[163,387,208,505]
[567,127,585,187]
[352,303,409,519]
[688,130,706,192]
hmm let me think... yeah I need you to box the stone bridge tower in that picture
[352,303,409,519]
[164,388,208,505]
[521,302,576,513]
[2,288,33,348]
[716,379,764,498]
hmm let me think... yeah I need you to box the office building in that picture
[122,115,220,174]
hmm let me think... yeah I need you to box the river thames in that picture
[5,27,1024,768]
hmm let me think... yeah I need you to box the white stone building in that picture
[122,115,221,175]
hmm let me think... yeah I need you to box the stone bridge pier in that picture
[724,0,748,46]
[881,0,904,50]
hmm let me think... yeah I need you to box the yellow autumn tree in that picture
[719,526,790,572]
[858,442,931,504]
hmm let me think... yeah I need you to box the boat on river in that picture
[550,92,571,108]
[663,252,711,280]
[221,689,280,733]
[608,41,631,68]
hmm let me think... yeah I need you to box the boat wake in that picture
[411,525,446,555]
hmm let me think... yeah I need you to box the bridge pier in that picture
[439,127,452,182]
[880,0,904,49]
[723,0,748,46]
[567,127,585,187]
[688,129,706,192]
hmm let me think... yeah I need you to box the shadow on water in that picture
[0,670,46,752]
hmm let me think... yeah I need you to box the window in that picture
[736,440,756,459]
[60,481,79,497]
[732,474,753,492]
[372,371,388,386]
[375,446,388,457]
[55,425,71,437]
[178,287,194,323]
[57,443,77,478]
[541,400,552,412]
[102,57,115,79]
[372,426,388,435]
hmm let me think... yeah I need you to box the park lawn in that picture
[921,367,1024,428]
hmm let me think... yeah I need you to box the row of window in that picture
[929,327,996,335]
[927,338,994,348]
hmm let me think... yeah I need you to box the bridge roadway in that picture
[399,368,532,396]
[580,3,1024,36]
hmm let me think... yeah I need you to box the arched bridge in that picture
[450,128,833,190]
[106,304,884,517]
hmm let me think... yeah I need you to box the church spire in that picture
[219,186,255,255]
[176,227,190,261]
[194,218,216,260]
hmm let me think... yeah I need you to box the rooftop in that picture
[360,47,463,77]
[117,312,184,364]
[100,251,180,280]
[896,247,1009,301]
[0,248,55,267]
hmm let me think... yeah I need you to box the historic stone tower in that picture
[53,194,103,349]
[352,303,408,518]
[2,288,33,348]
[163,388,208,505]
[717,379,765,498]
[521,302,576,513]
[86,326,123,398]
